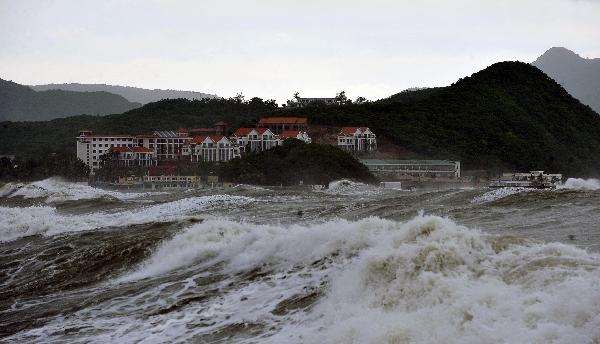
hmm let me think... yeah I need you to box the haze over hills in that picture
[2,61,600,176]
[0,79,141,122]
[30,83,219,105]
[532,47,600,113]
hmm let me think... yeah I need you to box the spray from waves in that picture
[25,214,600,343]
[0,195,255,242]
[472,187,530,204]
[119,217,388,281]
[0,177,166,203]
[318,179,381,196]
[558,178,600,191]
[263,215,600,343]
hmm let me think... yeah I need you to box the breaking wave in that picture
[104,215,600,343]
[0,177,165,203]
[0,195,255,242]
[319,179,381,196]
[558,178,600,191]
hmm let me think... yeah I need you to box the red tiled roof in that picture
[258,117,307,125]
[192,135,210,144]
[280,130,301,138]
[233,128,255,136]
[211,135,225,142]
[339,127,361,135]
[82,134,135,138]
[131,146,154,153]
[256,127,270,135]
[109,146,130,152]
[135,134,158,138]
[176,128,188,133]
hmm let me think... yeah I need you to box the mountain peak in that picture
[532,47,600,114]
[534,47,582,65]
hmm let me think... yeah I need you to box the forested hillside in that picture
[2,62,600,176]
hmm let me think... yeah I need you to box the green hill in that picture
[280,62,600,176]
[0,78,141,121]
[2,62,600,176]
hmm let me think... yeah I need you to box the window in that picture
[93,150,96,153]
[93,144,96,147]
[105,144,108,147]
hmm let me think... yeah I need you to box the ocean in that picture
[1,177,599,343]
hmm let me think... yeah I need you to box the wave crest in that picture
[559,178,600,191]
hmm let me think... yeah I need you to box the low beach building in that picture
[337,127,377,152]
[142,175,202,190]
[361,159,461,179]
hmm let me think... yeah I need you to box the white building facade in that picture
[337,127,377,152]
[182,136,241,162]
[232,128,283,152]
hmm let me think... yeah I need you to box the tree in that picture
[355,96,368,104]
[335,90,348,105]
[233,92,245,103]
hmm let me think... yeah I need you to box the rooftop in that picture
[233,127,256,136]
[360,159,459,165]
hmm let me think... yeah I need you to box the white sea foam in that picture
[558,178,600,191]
[266,215,600,343]
[472,187,530,204]
[0,195,255,242]
[319,179,381,196]
[121,217,388,281]
[7,214,600,343]
[1,177,166,203]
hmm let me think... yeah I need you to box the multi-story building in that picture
[232,127,282,152]
[77,130,138,170]
[107,146,157,167]
[257,117,308,134]
[77,121,309,172]
[136,130,192,161]
[337,127,377,152]
[279,130,312,143]
[182,135,241,162]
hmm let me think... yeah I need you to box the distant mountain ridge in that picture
[532,47,600,113]
[30,83,219,105]
[0,79,141,121]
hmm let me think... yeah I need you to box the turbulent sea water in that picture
[1,177,600,343]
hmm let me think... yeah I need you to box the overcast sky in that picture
[1,0,599,103]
